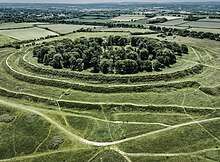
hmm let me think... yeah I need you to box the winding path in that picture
[1,99,220,147]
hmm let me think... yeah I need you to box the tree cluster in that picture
[33,36,188,74]
[150,26,220,41]
[149,18,167,24]
[184,15,205,21]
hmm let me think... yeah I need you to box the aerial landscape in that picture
[1,0,220,161]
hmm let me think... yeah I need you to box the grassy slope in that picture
[0,34,17,46]
[1,28,220,161]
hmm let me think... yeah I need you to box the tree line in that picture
[33,36,188,75]
[149,26,220,41]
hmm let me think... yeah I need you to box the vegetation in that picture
[149,25,220,41]
[0,27,58,41]
[33,36,188,74]
[184,15,205,21]
[1,2,220,162]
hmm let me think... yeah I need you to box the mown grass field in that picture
[111,15,146,22]
[157,18,187,26]
[0,27,58,40]
[179,21,220,29]
[189,28,220,34]
[1,26,220,162]
[38,24,102,34]
[66,17,114,23]
[0,22,47,30]
[99,27,154,33]
[0,34,17,46]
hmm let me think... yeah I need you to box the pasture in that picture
[149,16,182,21]
[99,27,154,33]
[0,27,59,40]
[179,21,220,29]
[111,15,146,22]
[38,24,103,34]
[157,18,187,26]
[189,28,220,34]
[0,22,47,30]
[0,34,17,46]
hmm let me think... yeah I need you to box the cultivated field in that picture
[179,21,220,29]
[111,15,146,22]
[0,34,17,46]
[149,16,182,21]
[198,18,220,22]
[66,18,114,23]
[0,27,59,40]
[38,24,102,34]
[35,31,130,44]
[0,22,47,30]
[1,27,220,162]
[99,27,155,33]
[157,18,187,26]
[189,28,220,34]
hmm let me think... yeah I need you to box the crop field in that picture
[66,18,114,23]
[111,15,146,22]
[0,22,47,30]
[0,34,17,46]
[99,27,155,33]
[1,26,220,162]
[157,18,187,26]
[0,27,59,40]
[35,31,130,44]
[198,18,220,22]
[38,24,103,34]
[149,16,182,21]
[179,21,220,29]
[189,28,220,34]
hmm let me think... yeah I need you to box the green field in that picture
[189,28,220,34]
[111,15,146,22]
[99,27,154,33]
[66,17,114,23]
[157,18,187,26]
[179,21,220,29]
[198,18,220,22]
[35,31,130,44]
[1,24,220,162]
[38,24,103,34]
[0,27,59,40]
[0,22,47,30]
[0,34,17,46]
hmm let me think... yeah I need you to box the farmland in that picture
[149,16,182,21]
[189,28,220,34]
[38,24,102,34]
[1,1,220,162]
[157,18,187,26]
[0,34,16,46]
[0,27,58,40]
[0,22,47,30]
[99,27,155,33]
[179,21,220,29]
[111,15,146,22]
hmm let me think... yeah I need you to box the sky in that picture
[0,0,218,4]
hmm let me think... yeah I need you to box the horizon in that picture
[0,0,219,4]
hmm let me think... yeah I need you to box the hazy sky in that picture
[0,0,217,3]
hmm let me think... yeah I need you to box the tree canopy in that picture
[33,36,188,74]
